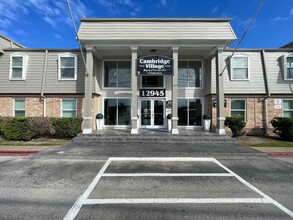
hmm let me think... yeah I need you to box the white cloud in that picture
[96,0,141,16]
[160,0,167,7]
[211,6,218,14]
[290,7,293,15]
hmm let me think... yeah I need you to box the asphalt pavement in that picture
[0,141,292,219]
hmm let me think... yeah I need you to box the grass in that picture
[0,136,70,146]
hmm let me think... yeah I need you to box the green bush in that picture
[51,117,83,139]
[0,117,12,135]
[27,117,51,138]
[271,117,293,141]
[1,118,34,141]
[224,116,246,137]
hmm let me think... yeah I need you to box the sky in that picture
[0,0,292,49]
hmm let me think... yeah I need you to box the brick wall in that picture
[0,97,13,117]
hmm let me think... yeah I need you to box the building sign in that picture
[140,89,165,97]
[137,55,173,75]
[274,99,282,109]
[213,99,227,108]
[166,100,172,108]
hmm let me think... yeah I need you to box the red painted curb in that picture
[0,150,39,156]
[267,152,293,158]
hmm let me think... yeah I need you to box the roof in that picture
[80,18,231,22]
[0,34,25,48]
[280,41,293,48]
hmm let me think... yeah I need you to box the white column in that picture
[130,47,139,134]
[82,47,94,134]
[215,48,226,135]
[171,47,179,134]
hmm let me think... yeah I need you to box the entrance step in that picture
[72,130,235,144]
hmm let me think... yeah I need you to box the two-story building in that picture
[0,18,292,135]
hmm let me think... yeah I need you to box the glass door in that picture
[140,99,165,129]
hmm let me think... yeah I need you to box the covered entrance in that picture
[140,99,165,129]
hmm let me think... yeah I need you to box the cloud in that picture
[291,7,293,15]
[160,0,167,7]
[211,6,218,14]
[96,0,141,16]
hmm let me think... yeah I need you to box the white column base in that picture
[215,128,226,135]
[82,128,92,134]
[131,128,139,134]
[171,128,179,134]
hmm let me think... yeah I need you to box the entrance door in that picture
[140,99,165,129]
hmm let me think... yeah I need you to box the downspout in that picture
[41,50,48,117]
[261,50,270,135]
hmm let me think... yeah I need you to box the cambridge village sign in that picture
[137,55,173,75]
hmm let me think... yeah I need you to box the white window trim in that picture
[282,54,293,81]
[13,98,26,117]
[102,60,132,90]
[177,97,204,127]
[178,59,203,89]
[58,53,77,80]
[9,52,28,80]
[282,99,293,117]
[230,55,250,81]
[230,99,247,121]
[102,97,132,128]
[61,99,77,117]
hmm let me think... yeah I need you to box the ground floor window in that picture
[283,99,293,117]
[104,98,131,125]
[62,99,77,117]
[14,99,25,117]
[178,98,202,126]
[231,99,246,119]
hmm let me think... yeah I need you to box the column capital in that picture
[130,46,139,52]
[170,46,180,52]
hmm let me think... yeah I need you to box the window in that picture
[14,99,25,117]
[231,99,246,119]
[104,98,131,125]
[178,98,202,126]
[58,53,77,80]
[104,61,131,88]
[62,99,77,117]
[283,100,293,117]
[9,53,28,80]
[283,55,293,80]
[178,61,202,88]
[231,55,249,80]
[141,76,164,88]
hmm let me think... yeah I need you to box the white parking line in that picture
[64,157,293,219]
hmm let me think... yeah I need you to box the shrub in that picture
[27,117,51,138]
[203,113,211,119]
[96,113,103,119]
[51,117,83,139]
[271,117,293,141]
[1,118,33,141]
[0,117,12,135]
[167,114,172,119]
[224,116,246,137]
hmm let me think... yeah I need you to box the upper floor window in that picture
[283,99,293,117]
[283,55,293,80]
[62,99,77,117]
[141,76,164,88]
[231,55,249,80]
[231,99,246,120]
[104,61,131,88]
[178,61,202,88]
[9,53,28,80]
[58,53,77,80]
[14,99,25,117]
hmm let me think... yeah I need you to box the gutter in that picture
[41,50,48,117]
[261,50,270,135]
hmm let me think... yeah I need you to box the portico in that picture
[77,18,236,134]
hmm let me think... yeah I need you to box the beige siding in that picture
[0,50,85,94]
[0,35,24,49]
[78,21,236,41]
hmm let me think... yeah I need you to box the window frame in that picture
[282,99,293,117]
[58,53,78,80]
[283,54,293,81]
[9,52,28,80]
[61,99,77,117]
[178,60,203,89]
[177,97,203,127]
[230,55,250,81]
[103,60,131,89]
[13,98,26,117]
[230,99,246,121]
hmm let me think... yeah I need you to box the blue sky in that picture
[0,0,292,49]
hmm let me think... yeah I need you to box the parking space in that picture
[64,157,293,220]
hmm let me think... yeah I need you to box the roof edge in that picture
[80,18,232,22]
[0,34,25,48]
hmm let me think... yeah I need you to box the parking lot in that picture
[0,141,293,219]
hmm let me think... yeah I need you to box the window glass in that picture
[286,57,293,79]
[178,61,202,88]
[62,99,76,117]
[142,76,164,88]
[231,100,246,118]
[232,57,249,80]
[14,99,25,117]
[178,99,202,126]
[104,61,131,88]
[11,56,24,79]
[60,57,76,79]
[283,100,293,117]
[104,98,131,125]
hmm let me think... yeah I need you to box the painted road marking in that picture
[64,157,293,220]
